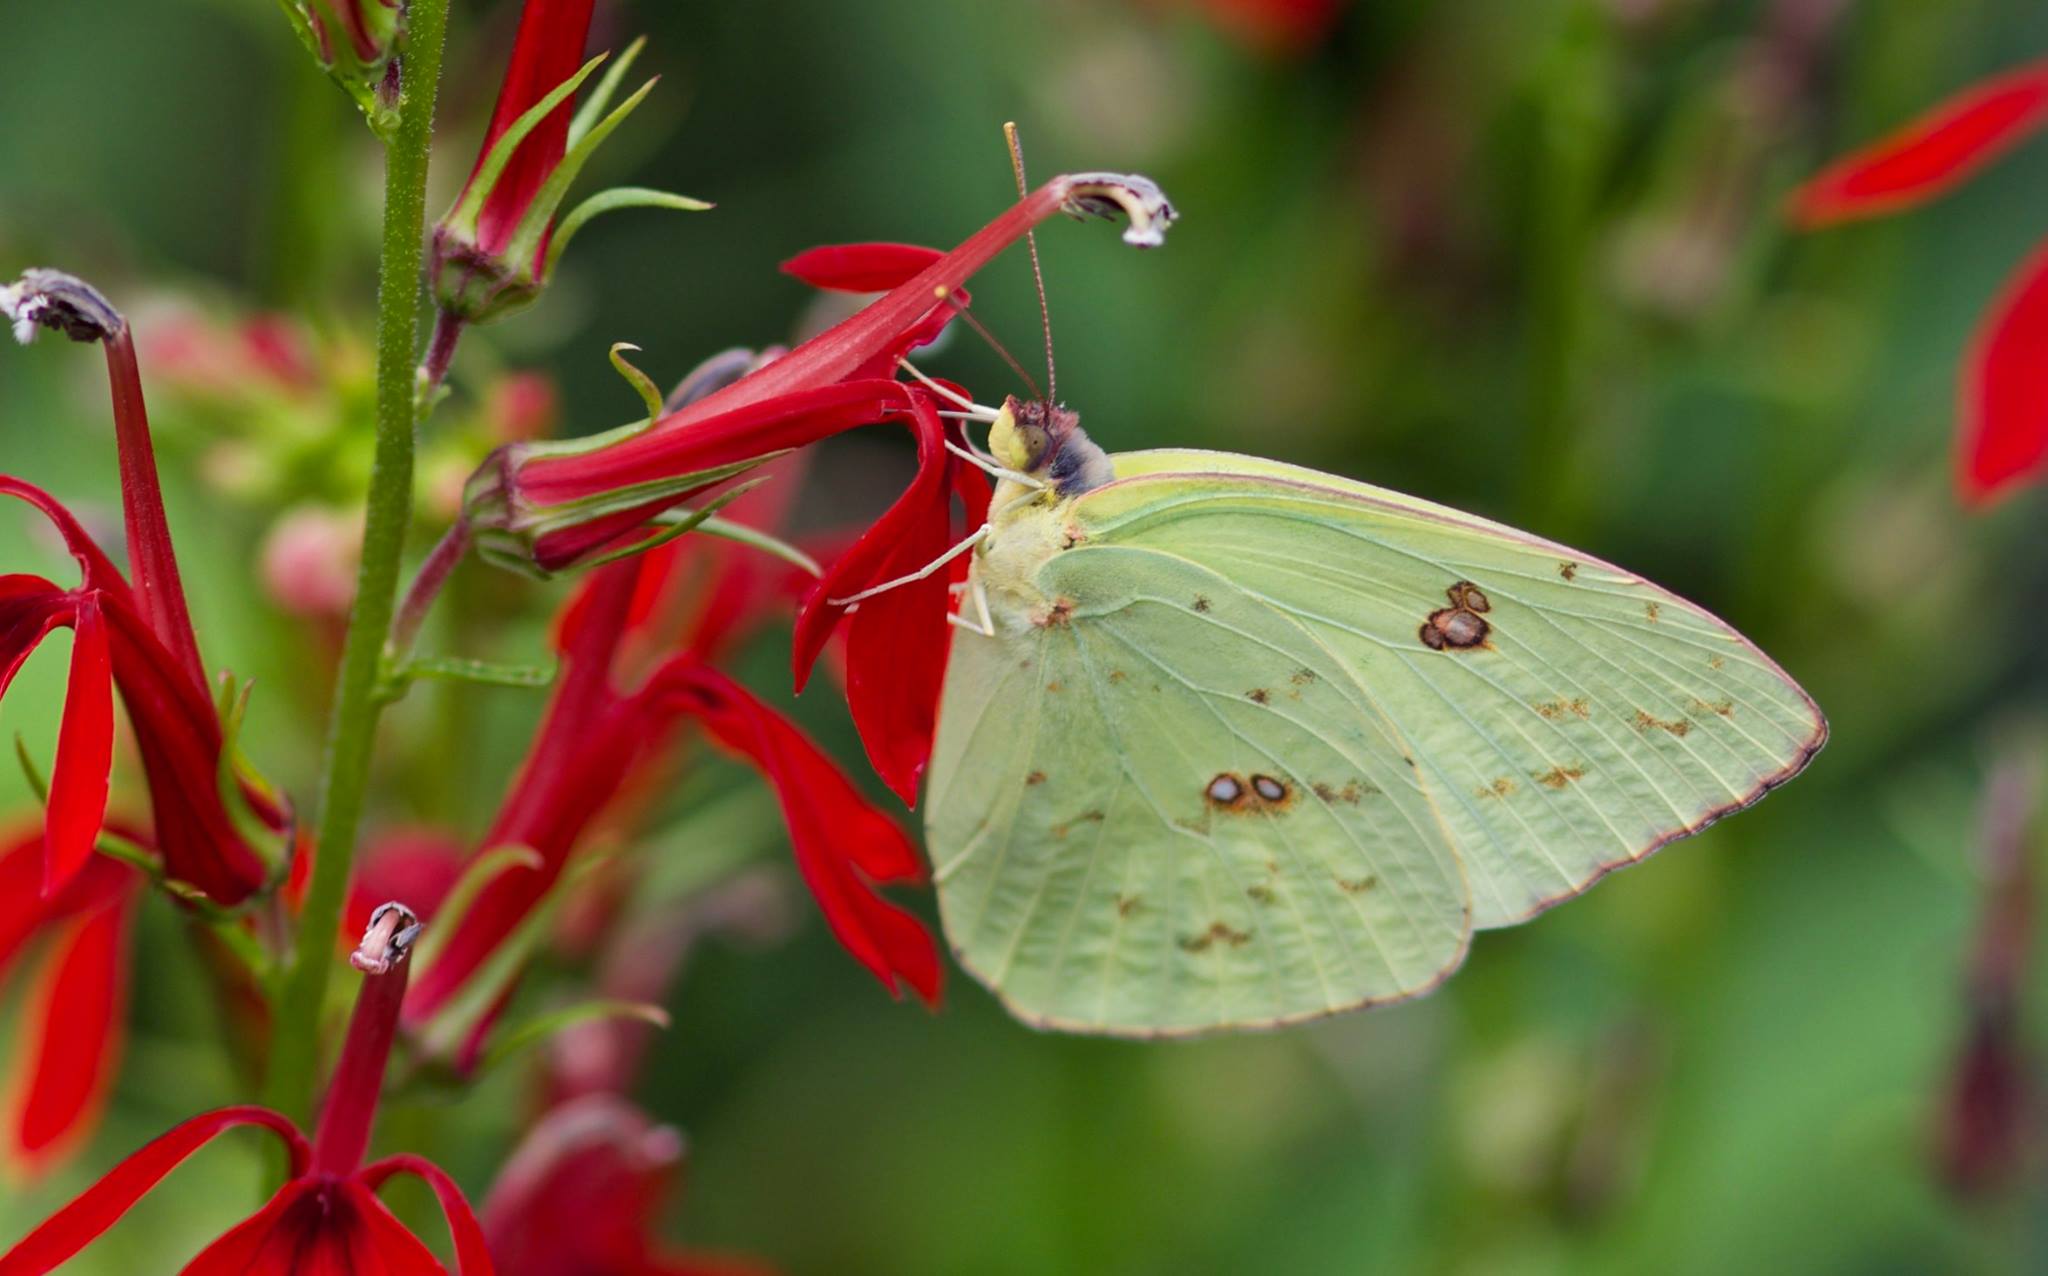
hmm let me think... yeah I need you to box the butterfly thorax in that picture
[976,396,1114,622]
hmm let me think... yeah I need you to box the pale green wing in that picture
[925,546,1472,1036]
[1073,449,1827,929]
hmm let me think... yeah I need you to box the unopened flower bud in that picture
[279,0,405,136]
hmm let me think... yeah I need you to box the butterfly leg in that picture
[828,524,990,607]
[947,577,995,636]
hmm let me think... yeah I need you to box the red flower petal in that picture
[1960,233,2048,502]
[42,597,111,898]
[7,890,133,1175]
[792,397,974,803]
[361,1154,497,1275]
[0,479,133,601]
[174,1180,309,1276]
[1790,61,2048,227]
[0,1106,309,1273]
[658,174,1168,432]
[652,664,939,1003]
[781,242,944,293]
[181,1178,445,1276]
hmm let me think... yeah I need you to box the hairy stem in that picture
[265,0,451,1124]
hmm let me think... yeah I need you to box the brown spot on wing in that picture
[1447,581,1490,612]
[1289,668,1317,685]
[1634,710,1692,737]
[1336,875,1378,894]
[1421,580,1492,651]
[1115,894,1141,918]
[1534,697,1591,720]
[1025,770,1047,786]
[1052,811,1105,839]
[1192,595,1211,613]
[1476,777,1517,799]
[1536,764,1587,789]
[1245,883,1275,905]
[1035,599,1074,627]
[1559,561,1578,581]
[1689,697,1734,717]
[1246,688,1270,704]
[1107,669,1126,684]
[1644,601,1661,623]
[1179,921,1253,952]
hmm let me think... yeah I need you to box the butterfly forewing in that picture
[927,546,1470,1036]
[1069,452,1827,928]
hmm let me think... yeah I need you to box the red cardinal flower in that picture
[483,1095,772,1276]
[461,173,1174,798]
[408,498,941,1031]
[0,273,279,903]
[0,831,139,1177]
[0,906,492,1275]
[1790,60,2048,503]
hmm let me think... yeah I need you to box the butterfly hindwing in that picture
[927,544,1470,1036]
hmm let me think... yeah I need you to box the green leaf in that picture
[476,999,670,1077]
[543,186,713,285]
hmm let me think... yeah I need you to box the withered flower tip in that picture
[350,902,422,975]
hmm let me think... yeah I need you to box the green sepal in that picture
[211,671,291,882]
[567,36,647,148]
[573,478,767,571]
[14,732,49,805]
[413,849,608,1066]
[408,844,548,977]
[465,443,790,579]
[608,343,666,425]
[374,653,559,706]
[475,999,670,1078]
[442,53,610,238]
[492,75,664,295]
[542,187,713,286]
[687,513,823,578]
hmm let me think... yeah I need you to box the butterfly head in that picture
[991,395,1113,496]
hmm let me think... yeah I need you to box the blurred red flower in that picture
[0,832,139,1177]
[0,477,273,905]
[483,1095,772,1276]
[407,498,941,1032]
[0,908,490,1275]
[1790,60,2048,503]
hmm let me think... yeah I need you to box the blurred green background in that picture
[3,0,2048,1272]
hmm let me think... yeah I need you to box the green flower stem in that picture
[264,0,451,1125]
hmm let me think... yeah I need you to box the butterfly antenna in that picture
[1005,121,1057,409]
[936,285,1042,402]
